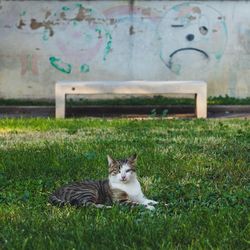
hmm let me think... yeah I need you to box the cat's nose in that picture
[121,176,126,180]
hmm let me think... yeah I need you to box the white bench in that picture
[55,81,207,118]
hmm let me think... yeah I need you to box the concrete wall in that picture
[0,0,250,99]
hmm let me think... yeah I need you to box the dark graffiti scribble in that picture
[169,48,209,59]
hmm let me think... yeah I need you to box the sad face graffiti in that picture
[158,3,227,74]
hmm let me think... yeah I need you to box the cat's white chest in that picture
[111,180,143,198]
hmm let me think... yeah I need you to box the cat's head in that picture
[107,154,137,184]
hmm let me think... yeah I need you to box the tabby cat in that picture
[49,154,158,210]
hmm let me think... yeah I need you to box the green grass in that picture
[1,95,250,106]
[0,118,249,249]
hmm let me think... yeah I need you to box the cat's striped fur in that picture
[49,154,158,209]
[49,180,113,208]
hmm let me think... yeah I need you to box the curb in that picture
[0,105,250,118]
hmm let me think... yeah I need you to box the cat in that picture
[49,154,158,210]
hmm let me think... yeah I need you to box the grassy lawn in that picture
[0,118,249,249]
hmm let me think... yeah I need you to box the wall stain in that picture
[129,0,134,14]
[110,18,116,25]
[141,7,151,16]
[192,7,201,14]
[60,12,66,20]
[30,18,54,37]
[75,7,96,25]
[20,54,39,76]
[129,25,135,35]
[17,19,26,29]
[45,11,51,19]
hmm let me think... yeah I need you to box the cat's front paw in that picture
[148,200,158,205]
[145,205,155,211]
[145,199,158,206]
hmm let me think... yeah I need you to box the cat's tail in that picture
[49,194,66,207]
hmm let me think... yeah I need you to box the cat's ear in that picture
[128,154,137,165]
[107,155,115,166]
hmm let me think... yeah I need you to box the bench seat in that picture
[55,81,207,118]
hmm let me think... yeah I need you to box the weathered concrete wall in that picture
[0,0,250,99]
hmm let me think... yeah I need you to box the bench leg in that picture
[55,94,66,118]
[195,92,207,118]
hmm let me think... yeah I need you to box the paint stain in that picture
[75,3,83,8]
[72,6,95,24]
[110,18,116,25]
[192,7,201,14]
[187,15,196,21]
[75,6,89,21]
[141,7,151,16]
[95,28,102,39]
[30,18,54,37]
[129,25,135,35]
[171,64,181,75]
[20,54,39,76]
[45,11,51,19]
[103,32,112,61]
[60,12,66,20]
[215,52,222,60]
[58,6,95,24]
[80,64,90,73]
[49,57,72,74]
[42,29,50,41]
[62,6,70,11]
[17,19,26,29]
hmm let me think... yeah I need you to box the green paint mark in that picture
[21,11,26,16]
[76,3,83,8]
[88,8,93,14]
[62,6,70,11]
[73,21,78,26]
[95,28,102,36]
[215,52,222,60]
[172,2,190,12]
[171,64,181,75]
[80,64,90,73]
[103,32,112,61]
[49,57,72,74]
[43,29,50,41]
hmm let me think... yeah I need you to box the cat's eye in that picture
[126,169,131,173]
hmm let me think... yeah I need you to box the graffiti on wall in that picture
[16,3,112,74]
[158,2,227,74]
[239,23,250,53]
[20,54,39,76]
[15,2,227,75]
[47,4,112,74]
